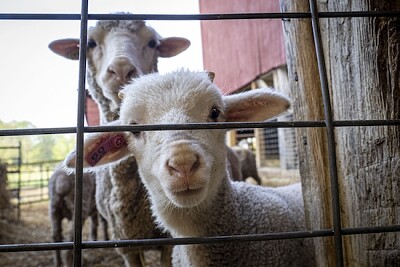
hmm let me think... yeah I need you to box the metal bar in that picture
[0,11,399,21]
[2,223,400,253]
[0,120,399,137]
[308,0,344,266]
[16,141,22,220]
[72,0,89,266]
[0,230,332,253]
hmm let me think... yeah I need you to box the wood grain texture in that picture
[280,0,335,265]
[281,0,400,266]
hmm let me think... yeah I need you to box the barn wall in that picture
[199,0,286,93]
[85,94,100,126]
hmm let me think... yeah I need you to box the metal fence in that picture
[0,143,59,218]
[0,1,399,267]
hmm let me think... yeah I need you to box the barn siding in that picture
[199,0,286,93]
[85,94,100,126]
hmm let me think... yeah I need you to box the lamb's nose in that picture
[167,154,200,179]
[107,59,136,83]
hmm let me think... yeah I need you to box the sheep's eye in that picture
[87,39,97,49]
[129,122,141,138]
[147,39,157,49]
[209,107,221,122]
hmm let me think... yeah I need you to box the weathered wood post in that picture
[280,0,400,266]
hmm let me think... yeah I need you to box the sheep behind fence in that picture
[65,70,315,266]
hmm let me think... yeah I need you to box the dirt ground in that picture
[0,201,160,267]
[0,171,297,267]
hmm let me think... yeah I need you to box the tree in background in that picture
[0,120,75,164]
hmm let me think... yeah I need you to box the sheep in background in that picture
[226,146,243,182]
[49,18,190,266]
[48,165,108,267]
[0,162,10,217]
[49,19,190,124]
[65,70,315,266]
[231,146,262,185]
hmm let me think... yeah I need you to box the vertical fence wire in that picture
[73,0,89,266]
[308,0,344,266]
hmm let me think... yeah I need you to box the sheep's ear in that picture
[223,88,290,122]
[157,37,191,57]
[207,72,215,82]
[48,38,80,60]
[65,131,131,170]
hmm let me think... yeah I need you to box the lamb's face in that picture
[87,22,161,109]
[119,71,227,208]
[64,70,290,209]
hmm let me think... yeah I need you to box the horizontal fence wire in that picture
[2,224,400,253]
[0,11,399,21]
[1,4,400,267]
[0,120,399,137]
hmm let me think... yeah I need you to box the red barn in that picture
[199,0,286,94]
[200,0,298,181]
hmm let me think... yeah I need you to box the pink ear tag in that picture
[86,134,126,167]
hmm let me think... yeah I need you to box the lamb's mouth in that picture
[173,187,204,197]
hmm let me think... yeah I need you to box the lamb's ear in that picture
[223,88,291,122]
[65,131,131,169]
[207,72,215,82]
[48,38,80,60]
[157,37,191,57]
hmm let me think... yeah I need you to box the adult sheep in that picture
[65,70,315,266]
[48,164,108,267]
[49,19,190,124]
[49,19,190,267]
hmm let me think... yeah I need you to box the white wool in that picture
[66,70,315,266]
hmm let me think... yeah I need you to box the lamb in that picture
[231,146,262,185]
[65,70,316,266]
[49,18,190,266]
[48,164,108,267]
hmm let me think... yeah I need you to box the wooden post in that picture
[281,0,400,266]
[226,130,237,147]
[280,1,334,265]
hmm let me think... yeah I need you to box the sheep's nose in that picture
[167,153,200,180]
[107,59,136,84]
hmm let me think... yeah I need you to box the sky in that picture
[0,0,203,128]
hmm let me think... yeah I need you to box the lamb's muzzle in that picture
[162,140,209,208]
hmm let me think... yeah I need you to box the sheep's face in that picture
[64,70,291,211]
[119,71,227,208]
[87,21,162,110]
[49,19,190,119]
[117,71,291,209]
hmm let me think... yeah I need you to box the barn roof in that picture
[199,0,286,94]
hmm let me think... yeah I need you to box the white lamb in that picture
[65,70,315,266]
[49,19,190,266]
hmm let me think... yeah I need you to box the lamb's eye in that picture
[129,122,141,138]
[87,39,97,49]
[209,107,221,122]
[147,39,157,49]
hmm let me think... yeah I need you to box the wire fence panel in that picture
[0,1,399,267]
